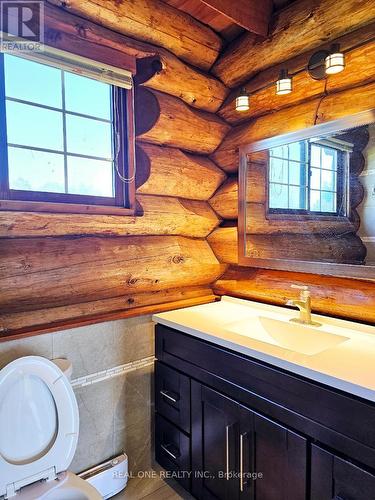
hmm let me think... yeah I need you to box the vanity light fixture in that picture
[325,43,345,75]
[235,88,250,112]
[276,69,292,95]
[235,43,347,111]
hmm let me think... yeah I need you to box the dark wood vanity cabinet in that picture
[311,445,375,500]
[154,324,375,500]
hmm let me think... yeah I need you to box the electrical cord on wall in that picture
[113,86,136,184]
[314,78,328,125]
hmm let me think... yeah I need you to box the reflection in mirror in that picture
[244,121,375,274]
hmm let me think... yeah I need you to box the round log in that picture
[136,88,230,154]
[213,266,375,324]
[246,203,361,235]
[207,227,367,265]
[246,233,367,265]
[207,226,238,265]
[1,285,214,335]
[209,177,238,219]
[0,236,225,313]
[47,0,222,71]
[136,54,229,113]
[212,0,375,87]
[349,151,366,176]
[350,178,365,209]
[212,82,375,173]
[136,143,226,200]
[219,25,375,124]
[0,196,220,239]
[44,4,228,113]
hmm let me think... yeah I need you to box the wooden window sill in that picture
[0,199,136,216]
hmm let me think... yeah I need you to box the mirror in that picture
[238,110,375,278]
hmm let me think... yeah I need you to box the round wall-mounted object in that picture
[307,50,330,80]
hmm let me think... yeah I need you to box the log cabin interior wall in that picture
[0,1,230,340]
[208,0,375,324]
[1,0,375,340]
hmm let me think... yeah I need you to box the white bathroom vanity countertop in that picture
[153,296,375,403]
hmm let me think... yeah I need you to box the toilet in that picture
[0,356,102,499]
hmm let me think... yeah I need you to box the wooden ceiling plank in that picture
[200,0,272,36]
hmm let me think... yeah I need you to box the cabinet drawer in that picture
[311,444,375,500]
[155,361,190,433]
[155,414,191,491]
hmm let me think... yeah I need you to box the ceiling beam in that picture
[200,0,272,36]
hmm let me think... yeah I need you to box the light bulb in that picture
[325,44,345,75]
[235,89,250,112]
[276,69,292,95]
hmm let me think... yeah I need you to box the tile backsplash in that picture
[0,315,155,474]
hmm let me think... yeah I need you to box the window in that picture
[268,138,348,216]
[0,53,134,212]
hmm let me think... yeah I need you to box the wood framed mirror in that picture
[238,109,375,278]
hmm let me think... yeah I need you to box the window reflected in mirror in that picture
[268,137,351,216]
[243,120,375,275]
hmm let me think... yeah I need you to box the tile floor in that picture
[113,474,195,499]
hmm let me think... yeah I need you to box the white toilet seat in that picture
[0,356,96,499]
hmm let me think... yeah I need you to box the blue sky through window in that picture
[3,54,115,197]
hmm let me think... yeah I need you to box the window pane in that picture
[288,141,304,162]
[310,190,321,211]
[270,145,288,160]
[289,186,306,209]
[310,167,321,190]
[321,169,336,191]
[4,54,62,108]
[270,158,288,184]
[8,147,65,192]
[66,115,112,159]
[6,101,64,151]
[322,147,337,170]
[310,144,321,167]
[269,183,288,209]
[289,162,305,186]
[64,72,111,120]
[321,191,335,212]
[67,156,114,197]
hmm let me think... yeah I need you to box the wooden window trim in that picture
[0,199,136,216]
[0,55,136,216]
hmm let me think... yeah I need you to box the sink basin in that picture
[226,316,349,356]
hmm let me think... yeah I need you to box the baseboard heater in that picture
[78,453,128,499]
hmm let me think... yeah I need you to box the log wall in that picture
[0,4,229,340]
[208,21,375,324]
[2,0,375,337]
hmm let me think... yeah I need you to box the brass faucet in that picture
[286,285,321,327]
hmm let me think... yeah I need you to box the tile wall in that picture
[0,315,155,474]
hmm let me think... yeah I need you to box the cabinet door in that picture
[191,382,307,500]
[311,444,375,500]
[192,381,242,500]
[252,413,307,500]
